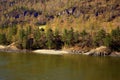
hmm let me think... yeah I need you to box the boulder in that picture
[110,52,120,57]
[84,46,111,56]
[6,42,19,50]
[95,46,111,55]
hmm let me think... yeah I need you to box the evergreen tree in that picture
[7,25,17,43]
[111,27,120,40]
[62,29,68,46]
[111,27,120,51]
[22,34,27,49]
[46,28,54,49]
[16,28,27,49]
[80,30,88,37]
[80,30,88,41]
[94,29,106,46]
[62,28,75,47]
[54,28,59,37]
[74,31,79,43]
[32,28,41,49]
[103,34,112,48]
[0,33,7,45]
[67,27,74,46]
[54,28,62,49]
[26,26,31,36]
[19,28,25,42]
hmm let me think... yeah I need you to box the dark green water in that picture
[0,53,120,80]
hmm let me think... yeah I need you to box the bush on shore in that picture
[0,25,119,51]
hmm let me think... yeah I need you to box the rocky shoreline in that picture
[0,49,29,53]
[32,46,120,57]
[0,44,29,53]
[0,44,120,57]
[68,46,120,57]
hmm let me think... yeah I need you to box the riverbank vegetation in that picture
[0,0,120,52]
[0,25,119,51]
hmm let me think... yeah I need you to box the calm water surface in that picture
[0,52,120,80]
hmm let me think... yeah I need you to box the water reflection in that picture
[0,53,120,80]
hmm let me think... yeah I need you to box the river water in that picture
[0,52,120,80]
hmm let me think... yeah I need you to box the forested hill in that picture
[0,0,120,30]
[0,0,120,51]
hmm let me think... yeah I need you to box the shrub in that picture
[0,33,7,45]
[46,28,54,49]
[73,30,79,43]
[80,30,88,40]
[62,28,75,47]
[62,29,68,46]
[54,28,63,49]
[103,34,112,48]
[16,28,27,49]
[67,27,74,46]
[110,27,120,51]
[93,29,106,46]
[7,25,17,43]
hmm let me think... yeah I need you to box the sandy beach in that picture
[32,49,69,55]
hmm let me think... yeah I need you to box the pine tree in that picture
[103,34,112,48]
[67,27,74,46]
[62,29,68,46]
[46,28,54,49]
[33,27,41,49]
[0,33,7,45]
[7,25,17,43]
[94,29,106,46]
[74,31,79,43]
[54,28,62,49]
[111,27,120,51]
[16,28,26,49]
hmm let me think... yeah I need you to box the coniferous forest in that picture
[0,0,120,51]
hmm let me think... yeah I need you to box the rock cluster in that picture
[69,46,112,56]
[0,43,29,53]
[69,49,89,54]
[85,46,111,56]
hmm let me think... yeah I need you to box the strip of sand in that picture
[0,45,6,49]
[32,49,69,55]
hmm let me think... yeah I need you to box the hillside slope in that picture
[0,0,120,31]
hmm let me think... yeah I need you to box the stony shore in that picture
[33,46,120,57]
[66,46,120,57]
[0,44,29,53]
[0,44,120,57]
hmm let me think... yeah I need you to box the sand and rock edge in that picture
[33,46,120,57]
[0,43,120,57]
[0,43,29,53]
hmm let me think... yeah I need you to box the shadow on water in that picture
[0,52,120,80]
